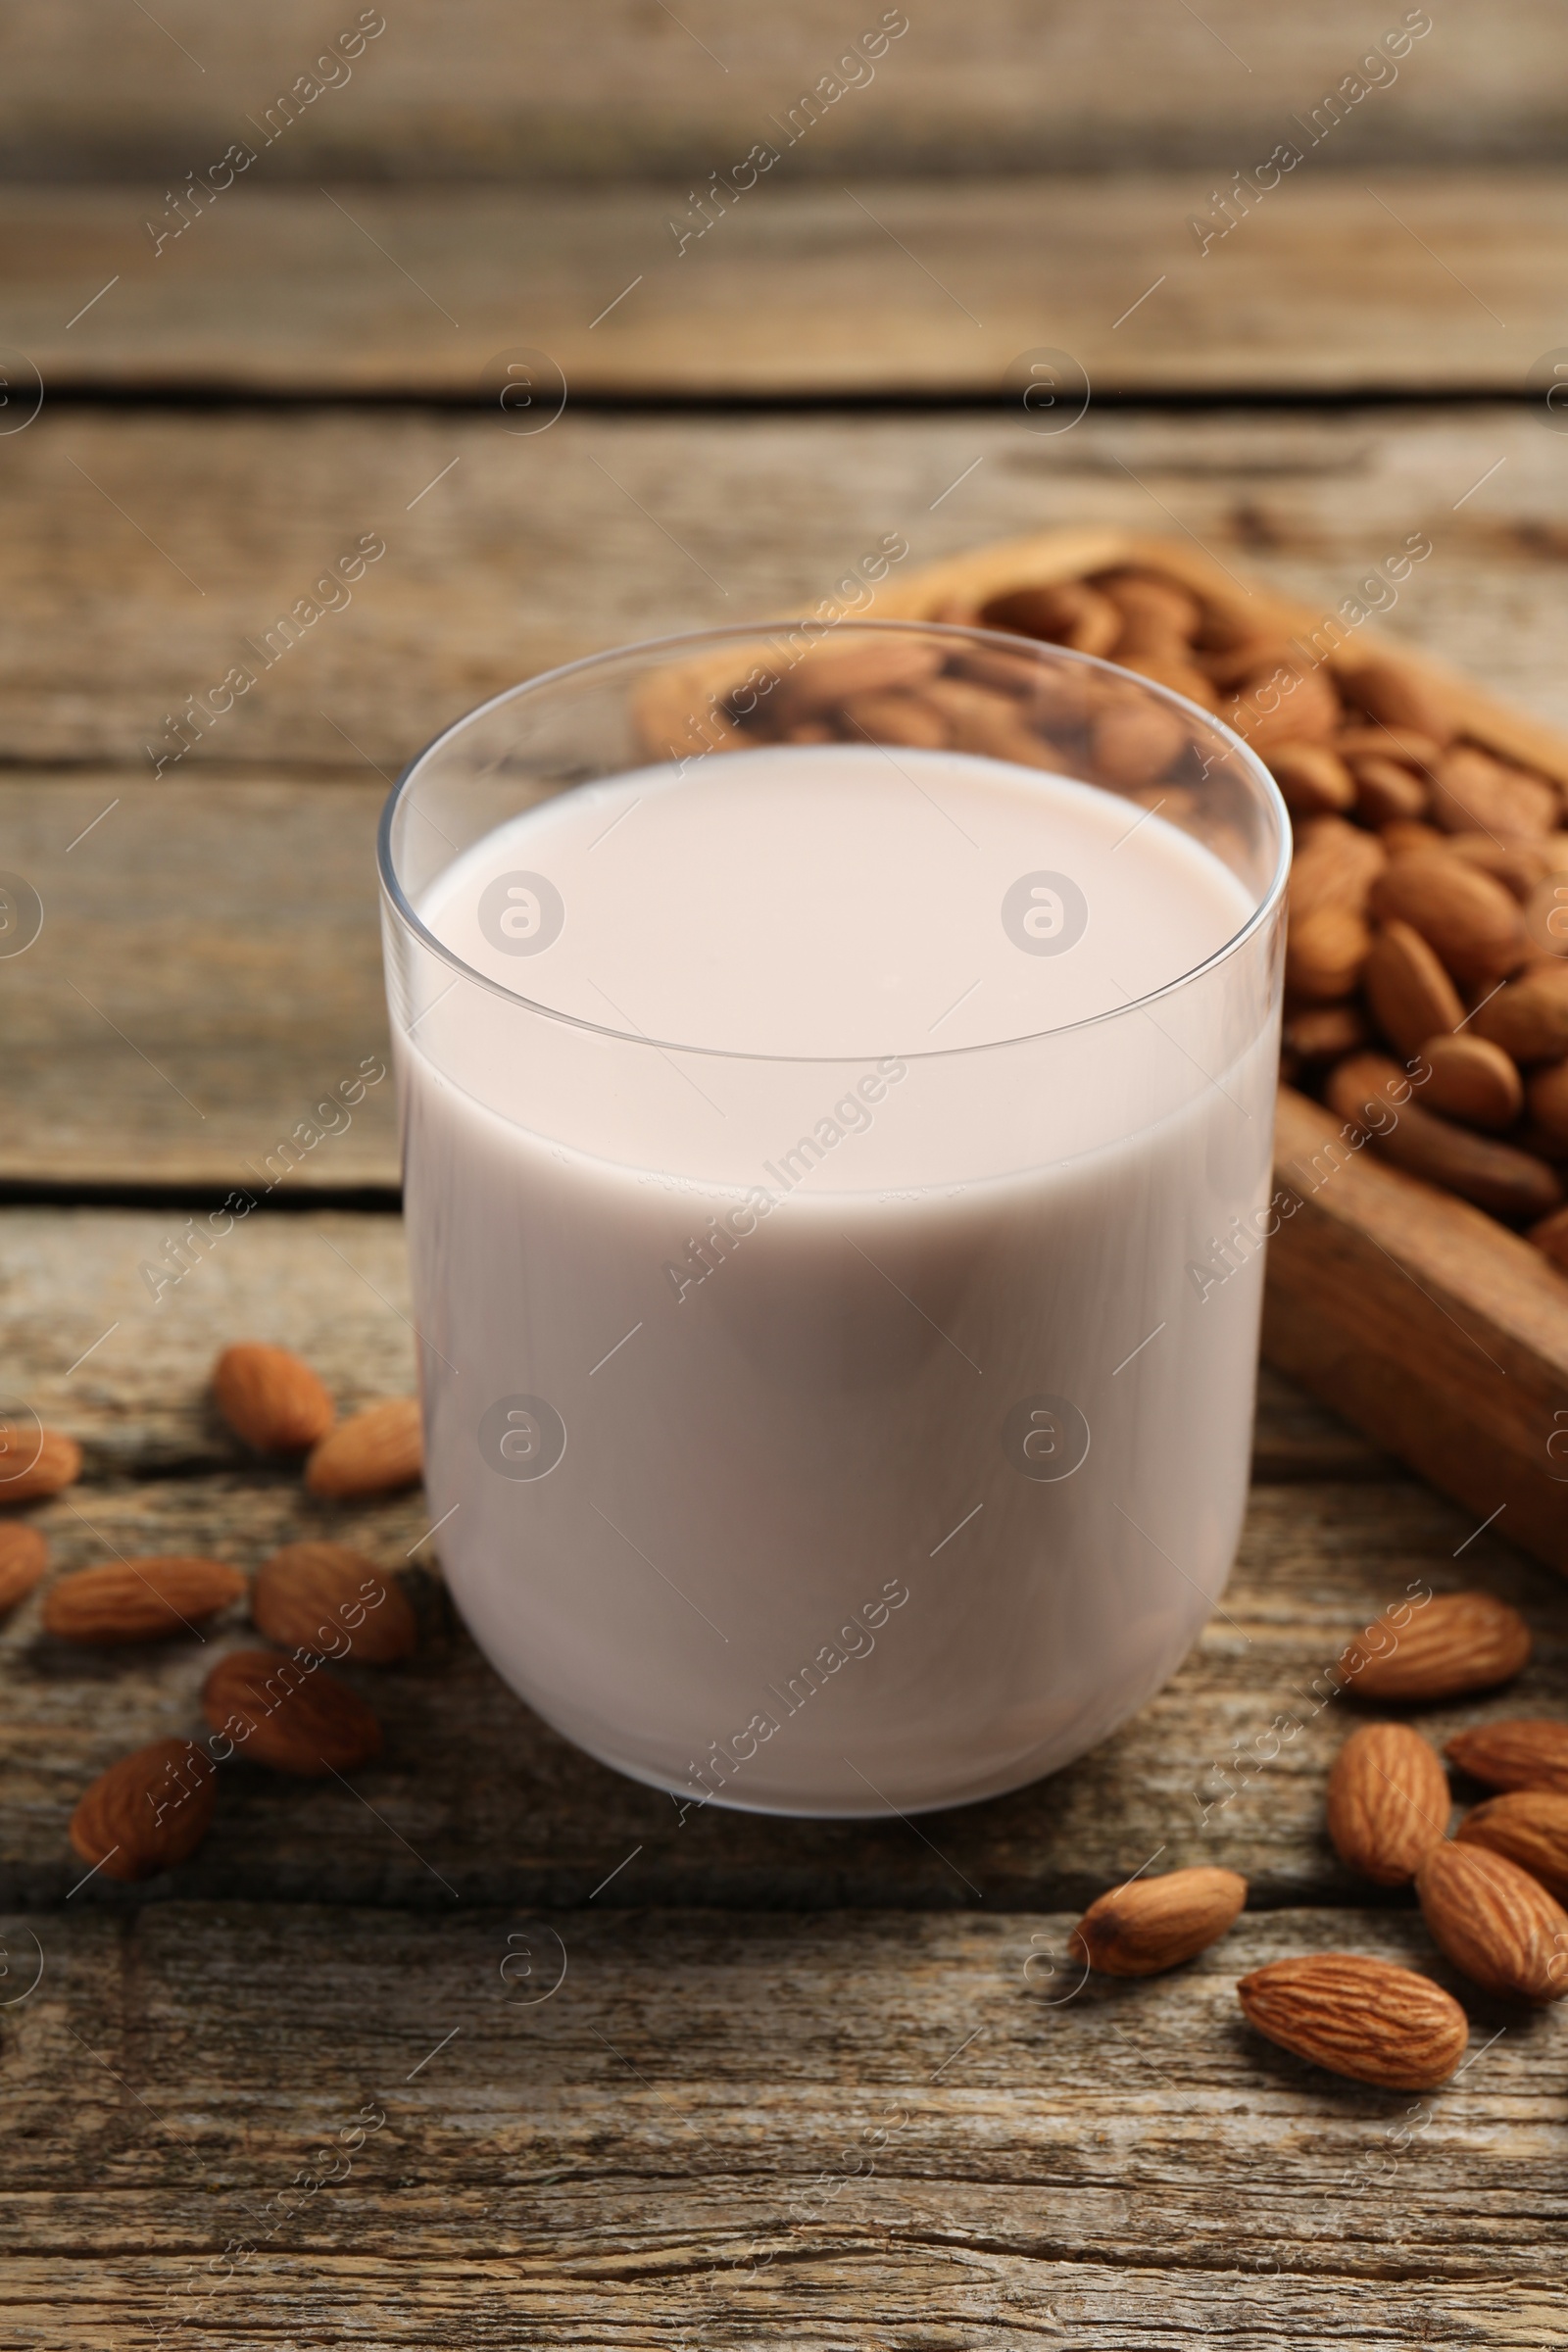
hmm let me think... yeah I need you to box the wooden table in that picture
[4,11,1567,2344]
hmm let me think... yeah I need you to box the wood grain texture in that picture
[0,1206,1432,1925]
[0,779,394,1189]
[2,1,1559,179]
[1265,1088,1568,1573]
[7,404,1568,780]
[1,1902,1564,2348]
[11,172,1567,395]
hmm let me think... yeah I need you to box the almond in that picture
[1089,694,1192,789]
[1530,1200,1568,1271]
[1237,1954,1468,2089]
[213,1342,335,1452]
[1445,1719,1568,1798]
[1326,1723,1450,1885]
[920,675,1056,769]
[1095,568,1203,646]
[1430,745,1560,839]
[1348,753,1429,825]
[0,1426,81,1503]
[1416,1839,1568,2003]
[1371,851,1528,984]
[1288,814,1386,920]
[1416,1034,1523,1132]
[1341,656,1456,746]
[1286,905,1370,1002]
[43,1555,247,1645]
[1470,963,1568,1062]
[0,1523,48,1614]
[980,580,1121,658]
[1335,725,1444,769]
[1363,919,1464,1057]
[202,1646,382,1776]
[1325,1053,1563,1219]
[1525,1058,1568,1148]
[252,1542,417,1665]
[1448,834,1549,904]
[305,1397,422,1500]
[1222,659,1343,755]
[838,689,950,751]
[772,636,942,722]
[1456,1790,1568,1902]
[1268,743,1355,816]
[1069,1866,1247,1976]
[1283,1004,1369,1063]
[70,1737,217,1883]
[1338,1590,1531,1703]
[1524,869,1568,959]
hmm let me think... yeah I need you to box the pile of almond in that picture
[1060,1586,1566,2092]
[727,570,1568,1269]
[0,1345,424,1883]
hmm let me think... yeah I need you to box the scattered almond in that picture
[1362,919,1465,1057]
[1338,1591,1531,1703]
[213,1342,336,1452]
[253,1542,417,1665]
[1326,1723,1449,1885]
[0,1427,81,1504]
[1456,1790,1568,1903]
[1069,1866,1247,1977]
[70,1737,217,1883]
[1325,1054,1563,1220]
[1237,1953,1468,2089]
[202,1646,383,1776]
[0,1523,48,1614]
[43,1555,247,1645]
[1416,1839,1568,2004]
[1445,1719,1568,1798]
[305,1397,422,1500]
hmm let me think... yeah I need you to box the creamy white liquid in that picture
[395,744,1279,1814]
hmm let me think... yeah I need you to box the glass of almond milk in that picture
[379,621,1288,1816]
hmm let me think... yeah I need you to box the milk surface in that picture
[396,743,1278,1814]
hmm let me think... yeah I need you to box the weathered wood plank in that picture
[0,1207,1370,1480]
[0,1195,1551,1909]
[7,173,1564,395]
[0,779,394,1189]
[1,1904,1562,2347]
[2,2,1558,180]
[5,403,1568,782]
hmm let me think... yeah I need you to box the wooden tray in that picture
[858,527,1568,1571]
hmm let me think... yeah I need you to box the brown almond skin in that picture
[1284,1004,1369,1064]
[1070,1866,1247,1977]
[1456,1790,1568,1903]
[202,1646,382,1777]
[1530,1201,1568,1272]
[70,1737,217,1883]
[306,1397,423,1500]
[1370,852,1528,984]
[1288,813,1387,919]
[1416,1034,1524,1132]
[1431,746,1560,839]
[1363,919,1465,1058]
[43,1556,247,1645]
[773,636,941,722]
[1471,964,1568,1063]
[1286,905,1370,1003]
[0,1427,81,1504]
[1417,1840,1568,2003]
[1327,1723,1450,1885]
[0,1523,48,1614]
[1222,659,1343,754]
[1269,742,1355,816]
[920,675,1057,770]
[1446,1720,1568,1799]
[838,689,950,751]
[1339,1590,1531,1703]
[1349,753,1429,826]
[213,1343,335,1453]
[1237,1954,1468,2089]
[980,580,1121,657]
[1325,1054,1563,1220]
[253,1542,417,1666]
[1088,695,1191,790]
[1525,1058,1568,1149]
[1342,657,1456,745]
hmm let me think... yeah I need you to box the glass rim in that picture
[377,616,1291,1067]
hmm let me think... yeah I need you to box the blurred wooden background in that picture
[3,11,1567,2348]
